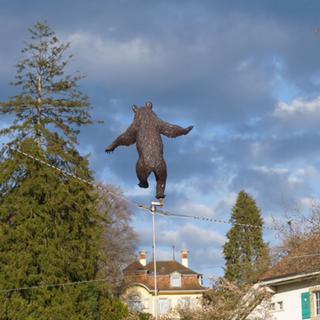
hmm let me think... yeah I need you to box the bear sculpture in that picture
[105,101,193,199]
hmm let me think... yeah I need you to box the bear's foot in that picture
[156,193,166,200]
[138,181,149,188]
[157,198,165,207]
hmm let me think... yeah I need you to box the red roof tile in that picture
[145,260,198,275]
[124,260,207,291]
[260,234,320,281]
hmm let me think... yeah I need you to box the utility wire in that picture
[2,143,320,296]
[138,205,278,231]
[201,252,320,269]
[2,252,320,294]
[1,143,130,205]
[2,143,288,231]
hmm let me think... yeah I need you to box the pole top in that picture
[151,198,164,207]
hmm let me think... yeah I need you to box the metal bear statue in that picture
[105,101,193,199]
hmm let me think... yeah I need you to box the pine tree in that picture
[0,22,115,319]
[223,190,270,284]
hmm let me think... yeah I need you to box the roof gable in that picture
[260,234,320,281]
[123,259,207,292]
[124,260,199,275]
[123,260,147,274]
[145,260,198,275]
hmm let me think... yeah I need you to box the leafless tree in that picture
[160,278,272,320]
[271,198,320,264]
[95,183,139,292]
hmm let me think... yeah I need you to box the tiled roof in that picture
[145,260,198,275]
[124,260,198,276]
[123,259,207,292]
[144,275,206,291]
[123,260,147,274]
[260,234,320,281]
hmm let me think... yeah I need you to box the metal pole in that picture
[138,200,163,319]
[151,203,158,320]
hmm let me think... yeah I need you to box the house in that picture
[122,249,207,317]
[248,234,320,320]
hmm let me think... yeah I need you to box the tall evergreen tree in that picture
[223,190,270,284]
[0,22,113,319]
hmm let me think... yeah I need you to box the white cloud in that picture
[251,165,320,191]
[68,32,159,67]
[274,96,320,118]
[175,202,216,218]
[63,32,170,90]
[299,196,316,209]
[253,165,289,175]
[64,31,199,90]
[287,165,320,187]
[157,223,226,248]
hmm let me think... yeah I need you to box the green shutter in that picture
[301,292,311,319]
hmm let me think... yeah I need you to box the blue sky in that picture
[1,0,320,281]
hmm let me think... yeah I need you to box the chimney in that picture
[181,249,189,268]
[139,250,147,266]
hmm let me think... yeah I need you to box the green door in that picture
[301,292,311,319]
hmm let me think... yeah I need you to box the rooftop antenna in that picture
[172,245,175,261]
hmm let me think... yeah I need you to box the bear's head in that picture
[132,101,155,124]
[132,101,153,113]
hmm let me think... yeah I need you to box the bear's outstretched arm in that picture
[105,124,136,153]
[157,119,194,138]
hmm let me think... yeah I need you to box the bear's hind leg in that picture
[136,159,150,188]
[154,161,167,199]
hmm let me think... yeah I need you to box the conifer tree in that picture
[0,22,114,319]
[223,190,270,284]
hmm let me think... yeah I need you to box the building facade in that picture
[122,250,207,318]
[255,272,320,320]
[248,234,320,320]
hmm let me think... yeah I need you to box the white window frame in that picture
[158,298,171,315]
[178,297,191,308]
[315,291,320,316]
[270,300,284,312]
[128,294,144,312]
[170,272,181,287]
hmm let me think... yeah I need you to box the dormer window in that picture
[171,272,181,287]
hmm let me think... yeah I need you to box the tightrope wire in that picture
[2,143,282,231]
[138,204,278,231]
[0,143,317,295]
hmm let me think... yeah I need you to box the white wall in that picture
[123,286,203,318]
[155,293,202,317]
[249,279,316,320]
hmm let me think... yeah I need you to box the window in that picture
[270,300,283,312]
[315,291,320,315]
[128,295,143,312]
[158,298,171,315]
[170,272,181,287]
[178,297,191,308]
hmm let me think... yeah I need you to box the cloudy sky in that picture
[1,0,320,281]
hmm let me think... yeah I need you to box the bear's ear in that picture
[145,101,153,109]
[132,105,138,113]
